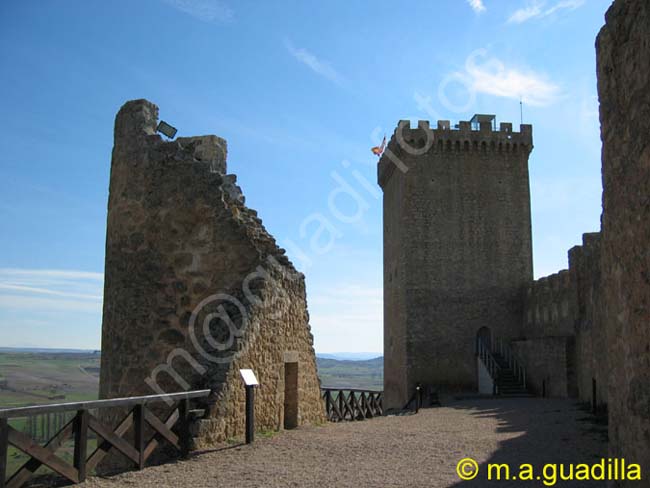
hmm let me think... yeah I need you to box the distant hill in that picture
[0,348,383,407]
[316,352,382,361]
[0,347,100,354]
[316,356,383,391]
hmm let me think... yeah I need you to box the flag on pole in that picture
[371,135,386,157]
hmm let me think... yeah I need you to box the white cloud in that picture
[0,268,103,312]
[0,284,101,301]
[467,0,486,14]
[508,0,585,24]
[308,283,382,353]
[0,295,101,313]
[285,40,343,85]
[0,270,102,349]
[161,0,233,23]
[309,284,382,307]
[508,3,543,23]
[0,268,103,281]
[454,49,562,107]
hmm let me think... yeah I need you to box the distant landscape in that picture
[0,348,382,475]
[0,349,383,409]
[0,349,100,408]
[316,356,382,390]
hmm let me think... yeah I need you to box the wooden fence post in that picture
[0,418,8,488]
[324,390,331,419]
[134,404,145,470]
[73,410,89,482]
[178,399,191,458]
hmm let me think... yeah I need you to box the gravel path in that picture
[81,398,608,487]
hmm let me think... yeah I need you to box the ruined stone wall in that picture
[99,99,325,447]
[193,269,326,445]
[597,0,650,480]
[379,120,533,407]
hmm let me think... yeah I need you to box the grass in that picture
[257,428,278,439]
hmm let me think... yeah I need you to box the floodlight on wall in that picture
[157,120,178,139]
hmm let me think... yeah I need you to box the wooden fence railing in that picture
[0,390,212,488]
[321,389,383,421]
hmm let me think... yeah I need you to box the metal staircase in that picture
[477,337,531,397]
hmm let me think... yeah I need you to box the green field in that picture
[0,350,101,478]
[0,350,100,408]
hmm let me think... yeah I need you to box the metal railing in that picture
[0,390,212,488]
[321,389,383,421]
[477,337,501,393]
[491,337,527,390]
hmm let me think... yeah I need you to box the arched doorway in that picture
[476,326,494,394]
[476,326,492,352]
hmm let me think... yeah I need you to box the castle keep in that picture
[99,99,325,446]
[378,117,533,409]
[379,2,650,478]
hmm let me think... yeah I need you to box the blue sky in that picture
[0,0,611,352]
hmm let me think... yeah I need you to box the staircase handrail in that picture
[476,337,501,391]
[491,337,527,390]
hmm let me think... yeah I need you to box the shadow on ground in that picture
[446,398,609,487]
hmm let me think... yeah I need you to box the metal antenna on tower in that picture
[520,98,524,125]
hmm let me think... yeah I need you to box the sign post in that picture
[240,369,259,444]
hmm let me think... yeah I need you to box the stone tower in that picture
[378,116,534,409]
[99,99,325,445]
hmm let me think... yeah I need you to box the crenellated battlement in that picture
[391,118,532,149]
[378,116,533,188]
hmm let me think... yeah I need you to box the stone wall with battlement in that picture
[569,233,606,408]
[378,119,532,189]
[99,99,325,451]
[516,233,603,401]
[522,270,575,339]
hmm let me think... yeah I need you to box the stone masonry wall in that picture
[381,157,409,410]
[518,233,602,401]
[511,337,571,398]
[193,267,326,445]
[597,0,650,482]
[517,268,575,399]
[379,119,534,408]
[522,270,575,339]
[569,233,606,407]
[99,99,325,448]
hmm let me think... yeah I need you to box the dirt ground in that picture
[80,397,609,487]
